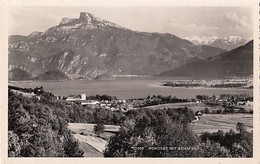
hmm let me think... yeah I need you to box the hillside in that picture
[8,68,32,81]
[32,70,70,81]
[195,45,226,59]
[160,40,253,78]
[9,12,225,79]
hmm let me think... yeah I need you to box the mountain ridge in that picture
[159,40,253,78]
[186,36,249,51]
[9,12,228,79]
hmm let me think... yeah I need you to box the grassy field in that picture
[145,103,253,135]
[191,114,253,135]
[77,141,103,157]
[144,102,225,112]
[68,123,120,157]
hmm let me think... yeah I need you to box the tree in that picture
[230,143,247,157]
[94,123,105,137]
[63,135,84,157]
[8,131,21,157]
[8,90,84,157]
[196,140,231,157]
[236,122,247,134]
[147,95,151,99]
[204,108,209,114]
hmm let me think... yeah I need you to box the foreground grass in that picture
[68,123,120,157]
[191,114,253,135]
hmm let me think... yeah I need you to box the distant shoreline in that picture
[159,86,253,90]
[111,74,151,78]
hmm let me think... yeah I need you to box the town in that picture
[8,85,253,115]
[162,78,253,89]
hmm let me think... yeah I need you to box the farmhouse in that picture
[195,111,203,116]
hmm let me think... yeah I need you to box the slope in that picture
[159,40,253,78]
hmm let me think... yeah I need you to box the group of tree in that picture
[104,107,252,157]
[197,107,253,115]
[132,95,189,108]
[94,123,105,137]
[87,94,117,101]
[219,94,253,102]
[200,122,252,157]
[8,90,84,157]
[162,81,201,88]
[211,83,247,88]
[209,107,253,114]
[67,105,125,125]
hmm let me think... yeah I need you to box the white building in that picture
[81,93,86,100]
[81,100,100,106]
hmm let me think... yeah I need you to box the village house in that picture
[81,100,100,106]
[66,95,81,101]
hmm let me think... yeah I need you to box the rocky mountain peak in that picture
[79,12,95,21]
[59,18,76,25]
[55,12,129,31]
[28,31,43,38]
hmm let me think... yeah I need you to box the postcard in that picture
[0,0,259,163]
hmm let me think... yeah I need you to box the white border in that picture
[0,0,259,164]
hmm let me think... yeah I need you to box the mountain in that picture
[185,36,218,45]
[159,40,253,78]
[9,12,225,79]
[186,36,249,51]
[32,70,70,81]
[194,45,226,60]
[8,68,32,81]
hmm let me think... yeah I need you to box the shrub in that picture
[94,123,105,137]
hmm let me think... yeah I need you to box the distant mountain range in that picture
[186,36,250,51]
[8,12,253,80]
[159,40,253,78]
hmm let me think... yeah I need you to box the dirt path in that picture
[68,123,119,157]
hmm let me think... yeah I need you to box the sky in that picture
[9,6,253,40]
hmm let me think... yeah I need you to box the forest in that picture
[8,91,84,157]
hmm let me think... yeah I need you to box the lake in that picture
[9,77,253,99]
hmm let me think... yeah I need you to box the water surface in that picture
[10,77,253,99]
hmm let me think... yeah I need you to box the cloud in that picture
[226,12,250,29]
[167,19,219,36]
[188,24,219,33]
